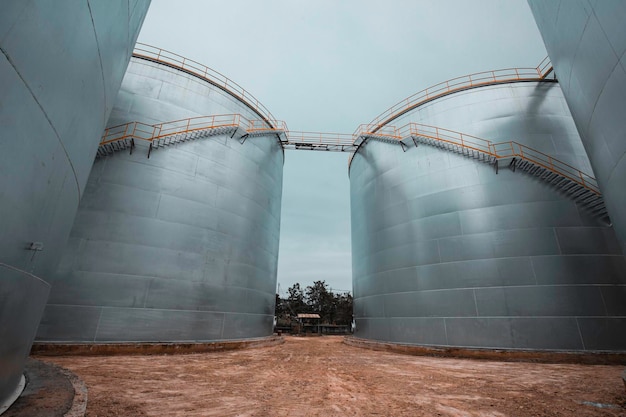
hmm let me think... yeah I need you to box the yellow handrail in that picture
[353,121,599,195]
[102,112,597,197]
[536,56,553,79]
[100,114,288,147]
[132,43,280,129]
[287,131,354,146]
[100,115,356,149]
[359,56,554,135]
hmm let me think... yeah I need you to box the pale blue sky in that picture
[137,0,547,295]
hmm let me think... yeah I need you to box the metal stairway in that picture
[510,158,607,218]
[410,135,496,164]
[97,138,135,157]
[407,133,608,219]
[96,114,288,159]
[96,126,238,158]
[150,126,237,149]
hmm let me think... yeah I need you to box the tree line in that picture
[275,280,353,326]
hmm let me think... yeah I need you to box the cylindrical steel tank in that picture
[36,52,283,342]
[0,0,150,404]
[528,1,626,255]
[351,81,626,351]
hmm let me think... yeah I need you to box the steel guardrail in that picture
[353,121,599,195]
[132,43,280,129]
[357,56,553,136]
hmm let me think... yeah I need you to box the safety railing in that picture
[492,141,597,193]
[101,113,360,151]
[100,114,287,147]
[353,122,600,195]
[361,56,554,134]
[132,43,279,128]
[100,121,155,144]
[287,131,355,146]
[536,56,553,79]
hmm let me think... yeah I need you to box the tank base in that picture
[31,336,284,356]
[0,375,25,416]
[344,337,626,365]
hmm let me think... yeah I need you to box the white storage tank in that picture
[36,47,284,342]
[351,79,626,351]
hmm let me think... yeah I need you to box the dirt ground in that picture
[42,336,626,417]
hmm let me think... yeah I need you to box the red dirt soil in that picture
[42,336,626,416]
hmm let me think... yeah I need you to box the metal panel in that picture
[95,308,226,342]
[529,0,626,255]
[532,255,626,285]
[555,227,622,255]
[577,318,626,350]
[0,0,149,405]
[0,265,50,404]
[386,318,447,345]
[351,81,626,351]
[39,58,284,343]
[444,318,585,350]
[36,305,102,343]
[600,286,626,316]
[474,286,606,317]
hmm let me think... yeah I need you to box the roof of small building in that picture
[297,313,321,319]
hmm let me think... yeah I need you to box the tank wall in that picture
[351,83,626,351]
[37,60,283,342]
[0,0,149,403]
[107,57,265,127]
[0,265,50,403]
[1,1,151,278]
[528,0,626,253]
[393,82,592,173]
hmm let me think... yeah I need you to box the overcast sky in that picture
[136,0,547,295]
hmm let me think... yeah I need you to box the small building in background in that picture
[297,314,321,335]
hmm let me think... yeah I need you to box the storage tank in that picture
[36,47,284,342]
[0,0,150,405]
[528,1,626,255]
[350,79,626,351]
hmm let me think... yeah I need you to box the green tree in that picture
[305,280,334,323]
[275,293,286,317]
[275,282,353,327]
[333,292,353,325]
[286,283,307,315]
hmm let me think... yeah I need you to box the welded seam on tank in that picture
[598,288,609,317]
[369,199,590,231]
[587,60,620,131]
[529,257,539,285]
[561,9,591,93]
[86,0,108,126]
[49,262,277,292]
[355,284,623,300]
[45,304,276,317]
[92,307,104,343]
[220,313,226,339]
[585,59,623,183]
[354,254,626,284]
[605,152,626,191]
[127,1,130,48]
[72,210,279,260]
[575,319,587,350]
[355,314,625,320]
[0,262,51,285]
[0,46,82,199]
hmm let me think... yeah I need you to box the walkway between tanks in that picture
[37,337,626,416]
